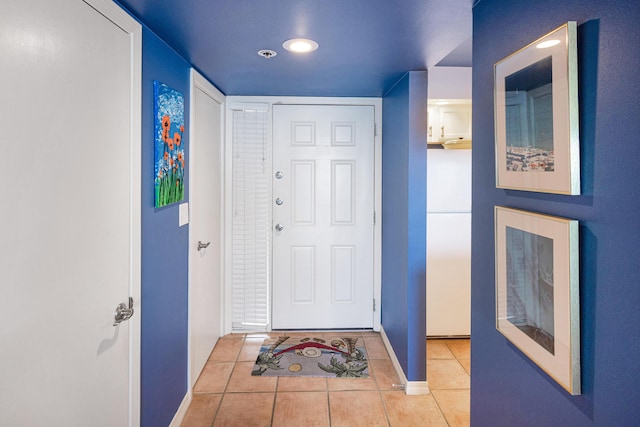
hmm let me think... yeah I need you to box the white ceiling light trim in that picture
[282,38,319,53]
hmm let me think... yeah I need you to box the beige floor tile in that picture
[370,358,400,390]
[183,332,468,427]
[363,336,389,359]
[272,391,330,427]
[226,361,277,392]
[180,393,221,427]
[427,359,470,390]
[193,362,234,393]
[227,333,246,338]
[431,389,470,427]
[209,337,244,362]
[213,392,274,427]
[237,337,264,362]
[458,358,471,375]
[427,340,455,359]
[277,376,328,392]
[329,391,388,427]
[327,375,377,391]
[381,391,448,427]
[444,339,470,359]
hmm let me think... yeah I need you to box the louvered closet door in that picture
[272,105,375,329]
[231,108,270,330]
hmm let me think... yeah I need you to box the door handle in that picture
[113,297,134,326]
[275,223,284,232]
[197,241,211,251]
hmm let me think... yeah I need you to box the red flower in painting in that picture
[164,152,169,160]
[180,125,184,133]
[161,115,171,141]
[162,115,170,130]
[167,138,174,151]
[174,132,181,146]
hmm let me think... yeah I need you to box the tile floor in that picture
[181,332,470,427]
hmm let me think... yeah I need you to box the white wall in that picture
[428,67,472,99]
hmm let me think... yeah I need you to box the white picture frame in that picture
[495,206,580,394]
[494,22,580,194]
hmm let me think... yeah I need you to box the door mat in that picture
[251,336,369,378]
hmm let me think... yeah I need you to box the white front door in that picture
[0,0,140,425]
[189,71,224,386]
[272,105,375,329]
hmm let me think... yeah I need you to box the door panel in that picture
[190,73,224,385]
[272,105,374,329]
[0,0,139,424]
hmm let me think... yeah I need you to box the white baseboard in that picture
[168,390,192,427]
[379,326,430,395]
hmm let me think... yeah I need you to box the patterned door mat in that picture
[251,336,369,378]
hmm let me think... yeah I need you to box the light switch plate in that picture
[179,203,189,227]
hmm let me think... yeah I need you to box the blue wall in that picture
[381,71,427,381]
[472,1,640,425]
[140,27,191,427]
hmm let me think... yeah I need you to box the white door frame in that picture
[224,96,382,333]
[188,68,226,386]
[86,1,142,424]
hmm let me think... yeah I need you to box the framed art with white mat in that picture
[495,206,580,395]
[494,22,579,195]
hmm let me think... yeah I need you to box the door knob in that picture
[275,198,284,206]
[275,171,283,179]
[113,297,134,326]
[275,223,284,232]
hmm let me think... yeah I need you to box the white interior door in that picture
[189,71,224,386]
[0,0,141,425]
[272,105,375,329]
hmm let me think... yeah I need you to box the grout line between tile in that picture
[376,383,392,427]
[270,377,278,427]
[326,388,332,427]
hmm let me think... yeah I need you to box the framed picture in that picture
[495,206,580,394]
[494,22,579,194]
[154,80,185,208]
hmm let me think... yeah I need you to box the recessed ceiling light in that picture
[536,39,561,49]
[282,38,319,53]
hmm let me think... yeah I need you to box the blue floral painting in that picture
[154,81,185,207]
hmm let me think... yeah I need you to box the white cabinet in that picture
[427,102,472,143]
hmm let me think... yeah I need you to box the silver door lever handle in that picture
[113,297,134,326]
[197,241,211,251]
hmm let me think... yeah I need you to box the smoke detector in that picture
[257,49,277,59]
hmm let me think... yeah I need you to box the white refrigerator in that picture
[426,148,472,336]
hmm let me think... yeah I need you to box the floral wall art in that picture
[154,80,185,207]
